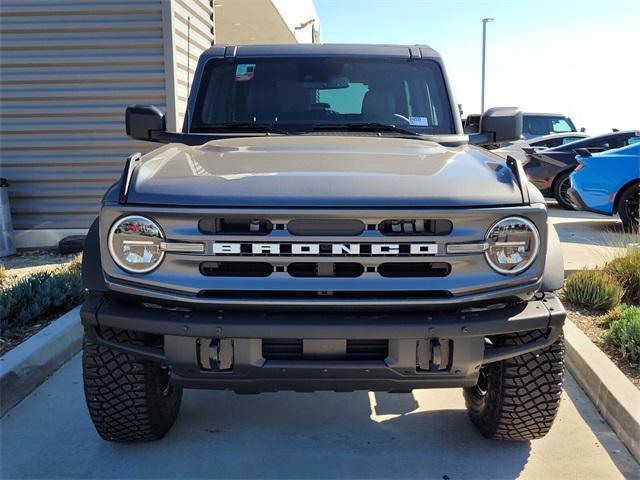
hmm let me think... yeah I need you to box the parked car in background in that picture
[569,143,640,232]
[465,112,578,144]
[463,113,481,134]
[524,130,640,209]
[521,113,577,139]
[493,132,589,164]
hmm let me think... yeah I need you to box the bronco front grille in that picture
[103,205,547,307]
[192,215,454,279]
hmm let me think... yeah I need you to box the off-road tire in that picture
[83,328,183,442]
[463,330,564,441]
[552,171,575,210]
[617,182,639,233]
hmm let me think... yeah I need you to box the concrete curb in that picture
[0,306,82,416]
[564,319,640,462]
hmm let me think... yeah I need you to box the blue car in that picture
[569,141,640,232]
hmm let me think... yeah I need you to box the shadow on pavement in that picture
[552,219,632,248]
[2,357,636,479]
[564,376,640,479]
[97,389,531,479]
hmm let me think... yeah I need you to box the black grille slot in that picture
[199,217,272,235]
[262,339,302,360]
[378,262,451,278]
[262,339,388,360]
[200,262,272,277]
[198,290,452,300]
[346,339,388,360]
[379,219,452,236]
[287,219,365,236]
[288,262,364,278]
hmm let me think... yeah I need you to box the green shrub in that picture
[599,305,623,327]
[564,269,624,311]
[0,257,84,337]
[605,248,640,305]
[605,305,640,364]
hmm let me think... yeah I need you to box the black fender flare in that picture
[541,225,564,292]
[82,217,108,293]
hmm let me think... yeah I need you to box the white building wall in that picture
[162,0,215,131]
[271,0,320,43]
[0,0,315,246]
[0,0,168,232]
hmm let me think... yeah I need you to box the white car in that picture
[493,132,589,164]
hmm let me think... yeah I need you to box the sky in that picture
[314,0,640,135]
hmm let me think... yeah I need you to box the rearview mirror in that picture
[125,105,166,142]
[470,107,522,145]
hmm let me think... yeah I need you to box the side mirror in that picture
[470,107,522,145]
[125,105,165,142]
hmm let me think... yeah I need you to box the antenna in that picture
[186,16,191,133]
[187,15,191,95]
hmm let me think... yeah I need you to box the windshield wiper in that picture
[313,122,419,136]
[193,123,289,135]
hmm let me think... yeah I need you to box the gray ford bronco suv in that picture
[81,44,566,442]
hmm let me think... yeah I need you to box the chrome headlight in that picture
[108,215,164,273]
[485,217,540,274]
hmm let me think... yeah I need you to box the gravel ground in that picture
[565,302,640,390]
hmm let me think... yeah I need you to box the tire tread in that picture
[82,328,182,442]
[464,329,565,441]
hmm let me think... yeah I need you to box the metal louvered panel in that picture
[169,0,214,130]
[0,0,167,231]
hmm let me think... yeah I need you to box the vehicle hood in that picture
[126,135,523,207]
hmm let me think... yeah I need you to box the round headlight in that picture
[485,217,540,274]
[108,215,164,273]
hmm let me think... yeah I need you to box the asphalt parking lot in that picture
[1,354,638,479]
[547,201,632,272]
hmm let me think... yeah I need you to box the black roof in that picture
[201,43,442,61]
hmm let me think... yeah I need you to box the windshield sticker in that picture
[409,116,429,126]
[235,64,256,82]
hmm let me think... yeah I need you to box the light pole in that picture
[481,17,494,113]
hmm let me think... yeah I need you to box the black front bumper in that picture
[81,294,565,393]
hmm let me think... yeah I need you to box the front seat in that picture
[361,90,396,120]
[247,83,280,122]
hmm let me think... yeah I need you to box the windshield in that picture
[523,115,576,136]
[192,57,455,135]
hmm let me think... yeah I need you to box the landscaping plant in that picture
[564,269,624,311]
[0,256,84,337]
[604,248,640,305]
[605,305,640,364]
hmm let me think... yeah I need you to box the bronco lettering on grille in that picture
[211,242,438,256]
